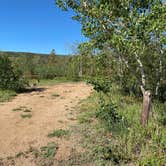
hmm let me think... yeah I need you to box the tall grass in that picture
[77,85,166,165]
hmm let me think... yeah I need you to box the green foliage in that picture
[0,56,27,91]
[56,0,166,101]
[0,90,17,102]
[35,65,57,79]
[87,78,111,94]
[40,142,58,158]
[20,114,32,118]
[75,86,166,165]
[12,106,33,118]
[96,101,127,132]
[154,102,166,126]
[12,108,22,112]
[23,109,32,113]
[47,129,69,138]
[78,111,95,124]
[88,78,127,132]
[52,93,60,97]
[138,155,166,166]
[1,51,81,82]
[48,49,56,65]
[157,80,166,102]
[38,77,70,86]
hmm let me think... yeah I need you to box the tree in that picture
[56,0,166,126]
[48,49,56,65]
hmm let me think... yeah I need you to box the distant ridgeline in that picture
[0,51,68,58]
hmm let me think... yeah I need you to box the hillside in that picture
[0,51,68,57]
[0,50,73,79]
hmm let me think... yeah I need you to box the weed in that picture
[52,93,60,97]
[12,108,22,112]
[48,129,69,138]
[19,106,27,109]
[23,109,31,113]
[68,117,76,121]
[40,142,58,158]
[78,111,95,124]
[15,152,24,158]
[21,114,32,118]
[58,120,64,123]
[12,106,32,118]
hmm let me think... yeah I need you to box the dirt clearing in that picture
[0,82,92,163]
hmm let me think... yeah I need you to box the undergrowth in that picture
[0,90,17,102]
[76,84,166,166]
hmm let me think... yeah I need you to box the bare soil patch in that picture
[0,82,92,165]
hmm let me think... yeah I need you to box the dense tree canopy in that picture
[56,0,166,127]
[56,0,166,99]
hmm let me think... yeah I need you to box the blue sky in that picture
[0,0,86,55]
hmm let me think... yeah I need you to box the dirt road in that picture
[0,82,92,161]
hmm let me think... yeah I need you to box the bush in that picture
[0,56,27,91]
[96,101,127,132]
[87,78,111,94]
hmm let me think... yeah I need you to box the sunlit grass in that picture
[38,77,73,86]
[74,86,166,165]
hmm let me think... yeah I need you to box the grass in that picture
[12,106,32,118]
[12,108,22,112]
[38,77,73,86]
[69,86,166,165]
[2,142,59,165]
[40,142,58,158]
[48,129,69,138]
[58,120,64,123]
[0,90,17,102]
[12,107,32,112]
[52,93,60,97]
[1,83,165,165]
[21,114,32,118]
[23,109,32,112]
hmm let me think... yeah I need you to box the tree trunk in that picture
[141,90,152,127]
[79,56,83,77]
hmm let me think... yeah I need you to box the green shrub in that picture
[96,101,127,132]
[0,56,27,91]
[87,78,111,94]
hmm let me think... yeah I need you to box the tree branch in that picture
[134,52,146,93]
[155,49,163,95]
